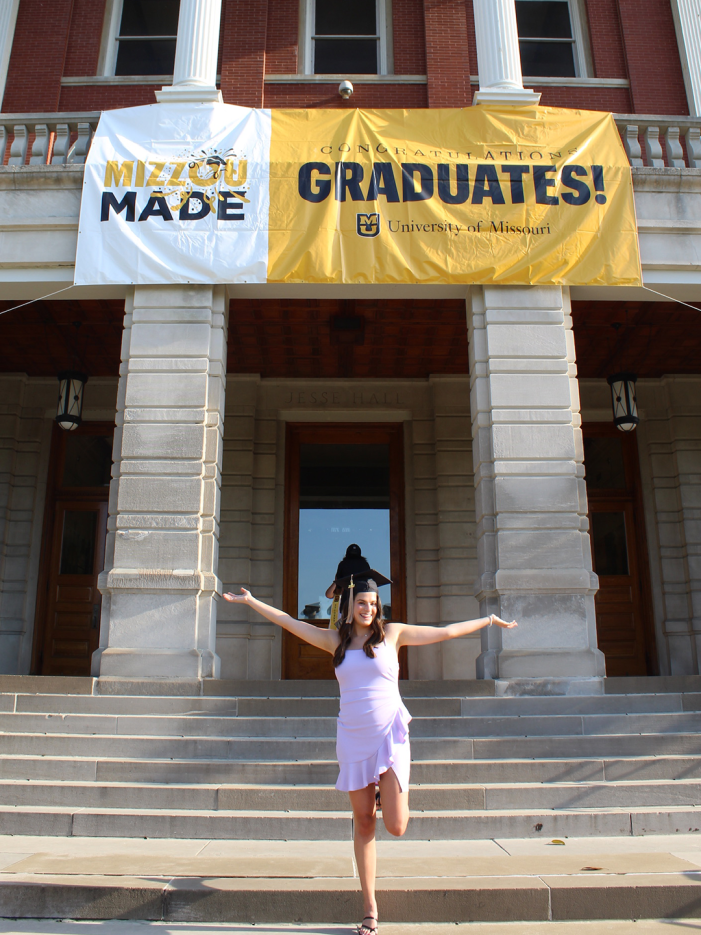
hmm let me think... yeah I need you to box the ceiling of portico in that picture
[571,301,701,379]
[1,297,699,381]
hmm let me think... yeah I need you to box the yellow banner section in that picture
[267,107,641,286]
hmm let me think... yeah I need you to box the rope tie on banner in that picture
[641,286,701,312]
[0,285,76,317]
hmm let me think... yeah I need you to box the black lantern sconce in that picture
[607,372,639,433]
[55,372,88,431]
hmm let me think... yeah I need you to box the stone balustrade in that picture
[0,113,100,166]
[1,111,701,172]
[614,115,701,169]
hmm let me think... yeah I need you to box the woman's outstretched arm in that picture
[223,589,339,654]
[391,614,517,648]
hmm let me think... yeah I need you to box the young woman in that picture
[223,579,517,935]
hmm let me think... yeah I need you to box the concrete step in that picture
[2,870,701,923]
[2,803,700,839]
[1,778,700,811]
[2,730,701,760]
[2,753,701,784]
[2,710,700,739]
[4,691,700,717]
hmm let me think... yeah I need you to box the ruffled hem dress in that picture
[334,640,412,793]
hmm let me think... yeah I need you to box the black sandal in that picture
[357,915,378,935]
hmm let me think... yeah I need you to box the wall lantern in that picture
[607,372,639,432]
[55,372,88,431]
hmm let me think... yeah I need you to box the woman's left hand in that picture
[491,615,518,629]
[223,588,251,604]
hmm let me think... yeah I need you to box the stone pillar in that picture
[472,0,540,105]
[95,286,227,681]
[670,0,701,117]
[156,0,223,103]
[467,285,605,688]
[0,0,19,109]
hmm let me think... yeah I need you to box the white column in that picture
[156,0,223,103]
[472,0,540,105]
[670,0,701,118]
[94,285,227,683]
[468,285,605,690]
[0,0,19,110]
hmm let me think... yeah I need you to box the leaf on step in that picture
[549,839,566,845]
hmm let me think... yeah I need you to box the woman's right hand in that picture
[223,588,252,604]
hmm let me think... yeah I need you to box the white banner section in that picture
[74,103,271,285]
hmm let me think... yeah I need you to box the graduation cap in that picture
[336,571,392,591]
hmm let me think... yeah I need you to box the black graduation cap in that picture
[336,571,392,590]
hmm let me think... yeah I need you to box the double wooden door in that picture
[32,424,113,676]
[584,424,657,676]
[283,423,406,679]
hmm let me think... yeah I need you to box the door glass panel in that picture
[591,511,629,576]
[62,435,113,488]
[59,511,97,576]
[298,443,392,620]
[584,436,626,490]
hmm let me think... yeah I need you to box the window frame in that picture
[100,0,179,77]
[516,0,591,80]
[300,0,392,77]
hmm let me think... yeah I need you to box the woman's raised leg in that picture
[349,784,379,933]
[378,767,409,837]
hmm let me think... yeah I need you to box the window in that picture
[303,0,389,75]
[515,0,585,78]
[105,0,180,76]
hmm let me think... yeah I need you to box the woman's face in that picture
[353,591,378,629]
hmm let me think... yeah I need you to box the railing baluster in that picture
[685,127,701,169]
[29,124,50,165]
[622,125,643,166]
[664,126,686,168]
[67,122,92,165]
[51,124,71,165]
[0,126,7,164]
[8,124,28,165]
[643,126,665,167]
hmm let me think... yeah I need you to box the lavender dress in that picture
[334,640,412,793]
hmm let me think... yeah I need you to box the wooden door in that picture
[283,423,406,679]
[40,501,108,675]
[32,423,113,676]
[584,424,657,676]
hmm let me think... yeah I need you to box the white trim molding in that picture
[0,0,19,110]
[670,0,701,117]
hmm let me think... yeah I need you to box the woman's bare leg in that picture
[378,767,409,837]
[349,784,379,930]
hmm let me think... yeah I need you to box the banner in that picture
[74,103,641,287]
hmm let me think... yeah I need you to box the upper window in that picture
[106,0,179,76]
[303,0,388,75]
[516,0,582,78]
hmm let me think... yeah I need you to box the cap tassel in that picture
[346,574,355,624]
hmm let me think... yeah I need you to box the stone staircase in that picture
[0,676,700,839]
[0,674,700,923]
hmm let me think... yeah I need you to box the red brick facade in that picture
[1,0,691,116]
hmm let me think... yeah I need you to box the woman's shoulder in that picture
[383,622,404,644]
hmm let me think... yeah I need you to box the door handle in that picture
[91,603,101,630]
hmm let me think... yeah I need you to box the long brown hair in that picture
[333,589,385,667]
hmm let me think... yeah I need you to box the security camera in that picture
[339,80,354,100]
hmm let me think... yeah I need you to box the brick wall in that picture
[424,0,471,107]
[3,0,75,112]
[220,0,267,107]
[617,0,688,115]
[264,82,428,108]
[0,0,692,115]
